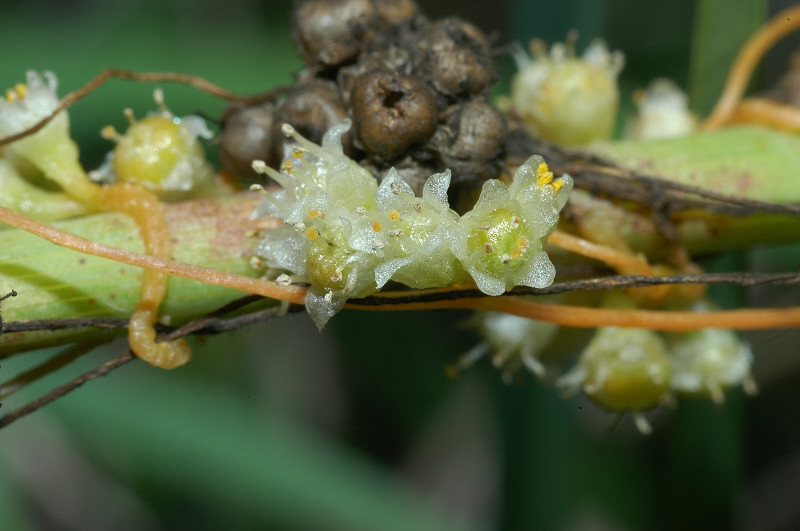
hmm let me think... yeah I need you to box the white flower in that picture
[662,300,757,403]
[558,326,672,434]
[626,78,698,140]
[372,168,464,288]
[511,36,624,145]
[1,71,97,204]
[451,156,572,295]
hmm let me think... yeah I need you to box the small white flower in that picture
[1,71,97,203]
[452,156,572,295]
[511,36,624,145]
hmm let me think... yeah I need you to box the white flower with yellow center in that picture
[511,35,624,145]
[1,71,98,204]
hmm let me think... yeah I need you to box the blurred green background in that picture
[2,0,800,529]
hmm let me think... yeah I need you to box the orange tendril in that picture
[548,230,653,276]
[3,205,800,332]
[703,4,800,130]
[98,184,192,369]
[726,97,800,132]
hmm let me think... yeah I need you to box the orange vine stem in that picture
[548,230,653,275]
[727,97,800,132]
[0,205,307,305]
[703,4,800,130]
[4,204,800,331]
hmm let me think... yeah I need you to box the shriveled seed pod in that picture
[218,100,278,179]
[291,0,376,68]
[350,70,438,161]
[273,79,355,160]
[374,0,419,26]
[433,98,507,184]
[416,18,495,98]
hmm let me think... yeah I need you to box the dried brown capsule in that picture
[360,154,432,195]
[350,70,438,161]
[218,100,278,179]
[374,0,418,26]
[291,0,375,68]
[432,98,507,184]
[416,18,494,98]
[273,79,354,159]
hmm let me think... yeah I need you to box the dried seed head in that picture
[416,18,495,98]
[432,98,507,184]
[219,100,278,180]
[273,79,354,160]
[291,0,376,68]
[374,0,418,26]
[350,70,438,161]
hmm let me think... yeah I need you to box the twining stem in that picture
[548,230,653,275]
[4,204,800,331]
[0,69,288,147]
[727,97,800,132]
[0,204,307,304]
[703,4,800,129]
[99,184,192,369]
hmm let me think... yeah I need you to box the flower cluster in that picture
[466,297,754,434]
[251,121,573,328]
[556,300,755,434]
[510,35,624,145]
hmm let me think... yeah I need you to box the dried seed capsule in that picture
[350,70,438,161]
[433,98,507,184]
[374,0,418,25]
[218,100,278,179]
[291,0,375,68]
[273,79,354,160]
[416,18,495,98]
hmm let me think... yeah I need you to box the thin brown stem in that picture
[0,349,135,430]
[0,69,288,147]
[0,342,101,400]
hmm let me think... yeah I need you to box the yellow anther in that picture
[308,209,322,219]
[553,179,565,191]
[281,160,294,173]
[15,83,27,99]
[372,221,383,232]
[388,209,400,221]
[5,89,15,102]
[292,146,305,159]
[536,162,554,185]
[305,227,319,240]
[511,237,529,259]
[100,125,119,141]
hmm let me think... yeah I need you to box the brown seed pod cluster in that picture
[219,0,508,195]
